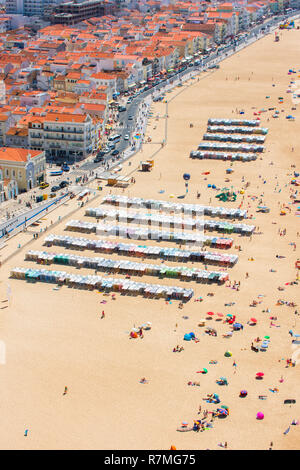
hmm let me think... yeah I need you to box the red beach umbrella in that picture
[207,312,214,316]
[217,313,224,317]
[256,372,264,377]
[250,318,257,323]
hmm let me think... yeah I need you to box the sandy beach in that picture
[0,25,299,450]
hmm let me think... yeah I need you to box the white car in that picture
[124,134,130,140]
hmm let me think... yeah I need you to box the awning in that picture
[128,83,136,88]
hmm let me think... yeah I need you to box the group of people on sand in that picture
[226,280,240,290]
[173,345,184,353]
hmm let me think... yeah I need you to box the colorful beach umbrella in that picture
[197,367,208,374]
[256,372,264,377]
[250,318,257,323]
[207,312,214,316]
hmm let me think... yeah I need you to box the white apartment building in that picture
[5,0,24,15]
[28,113,97,162]
[6,0,62,17]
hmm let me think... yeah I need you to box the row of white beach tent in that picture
[206,125,268,135]
[190,150,258,162]
[203,133,265,144]
[25,250,230,283]
[198,142,264,153]
[102,195,248,219]
[11,267,194,301]
[44,235,239,267]
[66,220,234,248]
[85,207,255,235]
[208,118,260,127]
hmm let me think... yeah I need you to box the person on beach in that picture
[101,311,105,319]
[63,386,68,395]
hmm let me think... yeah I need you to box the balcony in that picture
[44,128,84,134]
[44,135,84,142]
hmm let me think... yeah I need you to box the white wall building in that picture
[28,113,97,162]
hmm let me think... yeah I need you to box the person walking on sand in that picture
[101,310,105,319]
[63,386,68,395]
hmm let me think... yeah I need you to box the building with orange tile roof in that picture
[5,126,28,148]
[0,146,46,192]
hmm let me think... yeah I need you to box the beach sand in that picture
[0,25,299,450]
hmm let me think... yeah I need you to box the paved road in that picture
[0,192,70,239]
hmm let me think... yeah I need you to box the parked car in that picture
[39,182,49,189]
[61,164,70,172]
[51,185,60,192]
[59,180,69,188]
[111,149,119,156]
[124,134,130,140]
